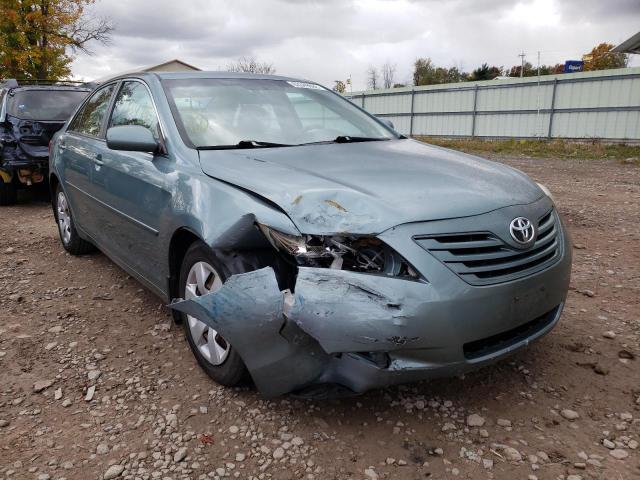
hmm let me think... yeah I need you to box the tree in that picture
[551,63,564,74]
[437,65,467,83]
[508,62,565,77]
[413,58,468,86]
[381,61,396,89]
[366,65,379,90]
[507,62,534,78]
[227,56,276,74]
[413,57,434,86]
[583,42,628,71]
[332,80,346,93]
[0,0,112,80]
[470,63,502,81]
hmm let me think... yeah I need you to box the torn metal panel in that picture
[169,267,329,397]
[169,253,569,397]
[289,267,431,353]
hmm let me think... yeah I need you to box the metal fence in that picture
[345,67,640,141]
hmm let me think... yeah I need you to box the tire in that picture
[178,241,250,387]
[0,176,17,206]
[53,184,94,255]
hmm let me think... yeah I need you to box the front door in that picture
[90,80,173,293]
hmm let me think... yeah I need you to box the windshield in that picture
[162,78,397,148]
[7,90,88,121]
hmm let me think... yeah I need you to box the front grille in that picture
[415,209,561,286]
[463,305,560,360]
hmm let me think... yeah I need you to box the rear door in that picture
[57,83,117,236]
[89,80,172,293]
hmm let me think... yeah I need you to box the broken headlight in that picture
[258,224,419,278]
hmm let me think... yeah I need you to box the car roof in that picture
[4,85,92,93]
[102,71,318,85]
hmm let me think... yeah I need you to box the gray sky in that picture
[72,0,640,89]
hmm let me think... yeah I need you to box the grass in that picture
[415,137,640,162]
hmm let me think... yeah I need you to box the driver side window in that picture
[108,81,160,140]
[69,84,116,137]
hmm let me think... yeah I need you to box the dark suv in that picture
[0,79,91,205]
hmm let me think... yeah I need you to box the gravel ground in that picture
[0,156,638,480]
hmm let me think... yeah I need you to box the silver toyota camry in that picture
[49,72,572,396]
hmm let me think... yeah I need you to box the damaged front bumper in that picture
[170,230,571,397]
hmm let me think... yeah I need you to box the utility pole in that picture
[536,51,541,138]
[518,51,526,77]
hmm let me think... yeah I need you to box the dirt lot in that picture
[0,156,638,480]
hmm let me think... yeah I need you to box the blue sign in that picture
[564,60,584,73]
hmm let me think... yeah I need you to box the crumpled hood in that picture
[198,139,542,234]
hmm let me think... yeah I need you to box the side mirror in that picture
[106,125,158,153]
[377,116,395,130]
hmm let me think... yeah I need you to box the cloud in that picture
[71,0,640,88]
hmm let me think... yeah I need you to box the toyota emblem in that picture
[509,217,535,245]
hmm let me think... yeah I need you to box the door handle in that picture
[94,153,104,166]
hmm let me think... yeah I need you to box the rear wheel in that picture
[54,185,94,255]
[179,242,247,386]
[0,176,17,206]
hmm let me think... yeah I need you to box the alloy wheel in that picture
[184,261,230,365]
[56,191,72,245]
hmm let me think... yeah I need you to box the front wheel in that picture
[54,185,94,255]
[179,242,247,386]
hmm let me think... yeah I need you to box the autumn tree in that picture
[332,80,346,93]
[0,0,112,80]
[227,56,276,74]
[508,62,566,77]
[539,63,564,75]
[507,61,534,78]
[583,42,628,71]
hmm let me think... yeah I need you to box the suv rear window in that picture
[7,90,88,121]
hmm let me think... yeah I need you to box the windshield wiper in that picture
[298,136,390,146]
[334,135,389,143]
[197,140,294,150]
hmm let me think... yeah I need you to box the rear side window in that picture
[108,81,160,139]
[69,84,116,137]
